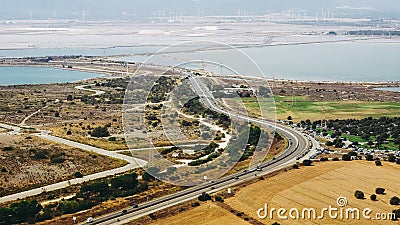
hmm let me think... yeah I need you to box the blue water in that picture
[374,87,400,92]
[117,41,400,82]
[0,67,100,85]
[1,41,399,83]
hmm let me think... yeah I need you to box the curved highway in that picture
[83,73,310,225]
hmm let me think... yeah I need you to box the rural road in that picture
[0,123,147,204]
[85,72,312,224]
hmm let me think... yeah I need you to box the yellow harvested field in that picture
[149,202,251,225]
[225,161,400,225]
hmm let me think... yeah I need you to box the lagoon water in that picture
[1,40,399,84]
[119,40,400,82]
[0,67,99,85]
[374,87,400,92]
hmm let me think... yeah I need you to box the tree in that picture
[287,116,292,121]
[108,136,116,141]
[292,164,299,169]
[375,160,382,166]
[370,194,377,201]
[198,192,211,201]
[91,126,110,137]
[390,196,400,205]
[215,196,224,202]
[392,209,400,221]
[367,141,374,148]
[142,167,159,181]
[66,130,72,135]
[10,200,42,223]
[110,173,138,190]
[73,171,83,178]
[80,181,110,199]
[303,160,312,166]
[375,188,385,195]
[55,112,60,117]
[355,190,365,199]
[348,151,357,157]
[67,95,74,101]
[366,154,374,161]
[388,155,396,163]
[342,154,351,161]
[397,158,400,165]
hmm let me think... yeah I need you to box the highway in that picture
[86,73,310,225]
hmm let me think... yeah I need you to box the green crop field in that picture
[233,96,400,122]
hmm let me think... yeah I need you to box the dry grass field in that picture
[142,161,400,225]
[0,135,126,196]
[149,202,251,225]
[225,160,400,225]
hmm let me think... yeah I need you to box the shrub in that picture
[390,196,400,205]
[191,202,200,207]
[332,157,340,161]
[370,194,377,201]
[348,151,358,157]
[366,154,374,161]
[355,190,365,199]
[198,192,211,201]
[388,155,396,163]
[397,158,400,165]
[342,154,351,161]
[91,126,110,137]
[3,146,13,151]
[375,188,385,195]
[215,196,224,202]
[50,153,66,163]
[392,209,400,221]
[34,150,48,159]
[320,157,328,162]
[149,213,157,220]
[66,130,72,135]
[108,136,116,141]
[375,160,382,166]
[326,141,333,146]
[73,171,83,178]
[303,160,312,166]
[292,164,299,169]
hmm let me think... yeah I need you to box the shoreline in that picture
[1,63,400,87]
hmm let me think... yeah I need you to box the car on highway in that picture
[86,217,94,223]
[122,209,127,214]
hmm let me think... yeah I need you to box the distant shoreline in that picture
[1,62,400,87]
